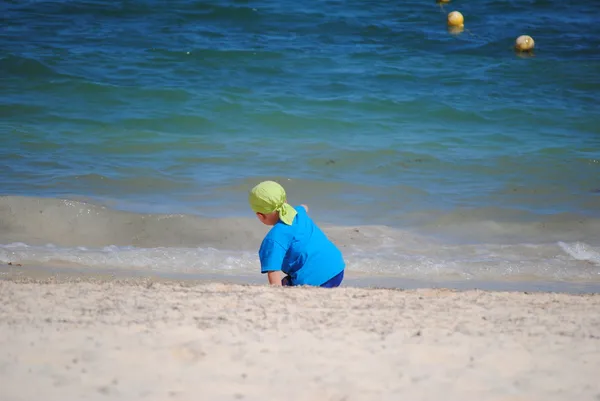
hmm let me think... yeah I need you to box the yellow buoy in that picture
[515,35,535,52]
[447,11,464,27]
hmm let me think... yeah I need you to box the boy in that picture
[248,180,345,287]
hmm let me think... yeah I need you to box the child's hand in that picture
[301,204,309,212]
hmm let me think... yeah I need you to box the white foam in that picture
[2,241,599,282]
[0,243,259,274]
[1,242,29,248]
[558,242,600,266]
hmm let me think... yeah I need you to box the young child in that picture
[248,180,345,287]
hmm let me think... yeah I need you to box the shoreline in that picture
[1,272,599,401]
[2,263,599,294]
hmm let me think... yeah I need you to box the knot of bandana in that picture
[248,181,297,225]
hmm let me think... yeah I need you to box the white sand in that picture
[0,277,599,401]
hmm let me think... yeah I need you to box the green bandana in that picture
[248,180,297,225]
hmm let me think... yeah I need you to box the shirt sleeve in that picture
[258,239,287,273]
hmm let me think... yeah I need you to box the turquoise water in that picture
[1,0,599,285]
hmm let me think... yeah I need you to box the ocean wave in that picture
[146,47,286,65]
[0,196,266,250]
[558,242,600,266]
[5,0,160,20]
[1,239,598,283]
[0,54,62,79]
[0,103,46,118]
[405,207,600,245]
[1,196,599,282]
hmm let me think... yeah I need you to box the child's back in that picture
[259,205,345,286]
[249,180,346,287]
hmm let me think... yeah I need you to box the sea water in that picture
[1,0,599,290]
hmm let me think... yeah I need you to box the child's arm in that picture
[267,271,282,286]
[259,240,286,286]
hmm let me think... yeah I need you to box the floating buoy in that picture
[447,11,464,27]
[515,35,535,52]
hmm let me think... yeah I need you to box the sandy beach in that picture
[0,272,599,401]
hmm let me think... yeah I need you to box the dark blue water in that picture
[1,0,599,283]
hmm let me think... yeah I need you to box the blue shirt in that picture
[258,206,345,286]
